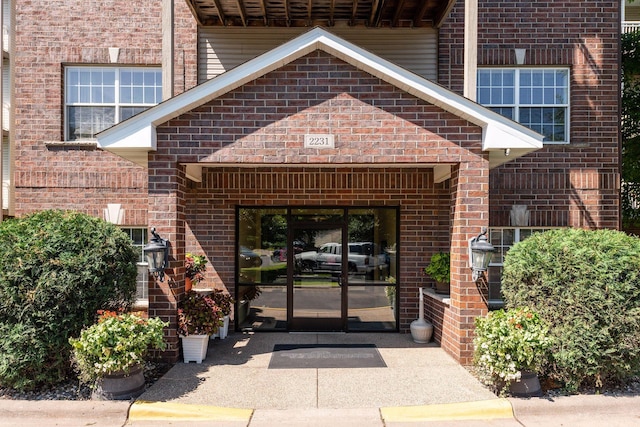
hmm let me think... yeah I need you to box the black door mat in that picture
[268,344,387,369]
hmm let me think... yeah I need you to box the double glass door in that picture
[236,207,398,332]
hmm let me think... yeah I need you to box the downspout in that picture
[0,0,4,222]
[162,0,175,100]
[463,0,477,101]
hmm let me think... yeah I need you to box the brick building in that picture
[3,0,620,365]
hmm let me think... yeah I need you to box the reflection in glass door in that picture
[290,225,345,331]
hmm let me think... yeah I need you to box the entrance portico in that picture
[97,28,542,364]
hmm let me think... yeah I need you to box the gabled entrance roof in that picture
[96,27,543,170]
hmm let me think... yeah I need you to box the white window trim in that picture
[478,67,571,144]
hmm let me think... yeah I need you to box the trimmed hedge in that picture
[501,228,640,392]
[0,210,138,390]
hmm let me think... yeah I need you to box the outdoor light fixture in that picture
[144,228,169,282]
[469,227,495,281]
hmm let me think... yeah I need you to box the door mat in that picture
[268,344,387,369]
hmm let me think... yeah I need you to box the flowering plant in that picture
[473,307,552,392]
[185,253,207,285]
[210,289,234,316]
[178,290,223,336]
[69,311,167,385]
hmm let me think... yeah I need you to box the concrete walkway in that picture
[136,332,495,409]
[2,332,640,426]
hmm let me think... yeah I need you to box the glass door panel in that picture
[290,225,345,331]
[346,208,398,331]
[237,208,288,331]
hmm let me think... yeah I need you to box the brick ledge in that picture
[44,140,98,149]
[423,287,451,306]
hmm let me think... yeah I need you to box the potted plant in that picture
[424,252,450,294]
[185,252,208,291]
[237,285,261,325]
[210,289,234,339]
[69,310,167,400]
[473,307,552,397]
[385,276,397,317]
[178,290,223,363]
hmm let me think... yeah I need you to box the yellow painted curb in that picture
[129,400,253,422]
[380,398,513,422]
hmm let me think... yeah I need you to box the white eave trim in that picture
[96,27,543,166]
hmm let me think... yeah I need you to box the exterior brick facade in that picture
[440,1,620,229]
[10,1,620,366]
[146,52,490,362]
[13,0,197,224]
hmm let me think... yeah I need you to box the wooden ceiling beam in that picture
[328,0,336,26]
[258,0,268,25]
[414,0,430,27]
[211,0,227,24]
[391,0,407,28]
[185,0,204,26]
[349,0,357,26]
[285,0,291,26]
[369,0,383,27]
[434,0,458,28]
[234,0,248,25]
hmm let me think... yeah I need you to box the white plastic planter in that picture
[180,334,209,363]
[212,315,230,340]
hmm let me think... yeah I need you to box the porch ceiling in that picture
[185,0,456,28]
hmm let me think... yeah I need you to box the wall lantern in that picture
[144,228,169,282]
[469,227,495,281]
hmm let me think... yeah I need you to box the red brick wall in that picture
[149,52,490,362]
[13,0,197,224]
[439,0,620,229]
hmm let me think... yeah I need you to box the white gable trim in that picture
[96,27,543,168]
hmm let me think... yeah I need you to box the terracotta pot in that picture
[185,277,192,292]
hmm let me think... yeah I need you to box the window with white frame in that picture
[120,227,149,301]
[65,67,162,141]
[477,68,570,143]
[487,227,557,309]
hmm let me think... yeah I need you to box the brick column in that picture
[147,160,187,363]
[442,160,490,365]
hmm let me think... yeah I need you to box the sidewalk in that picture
[1,332,640,426]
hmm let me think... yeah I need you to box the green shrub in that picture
[501,228,640,392]
[0,210,138,390]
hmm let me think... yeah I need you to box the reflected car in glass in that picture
[239,246,263,268]
[294,242,388,275]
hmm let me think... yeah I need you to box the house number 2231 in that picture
[304,134,335,149]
